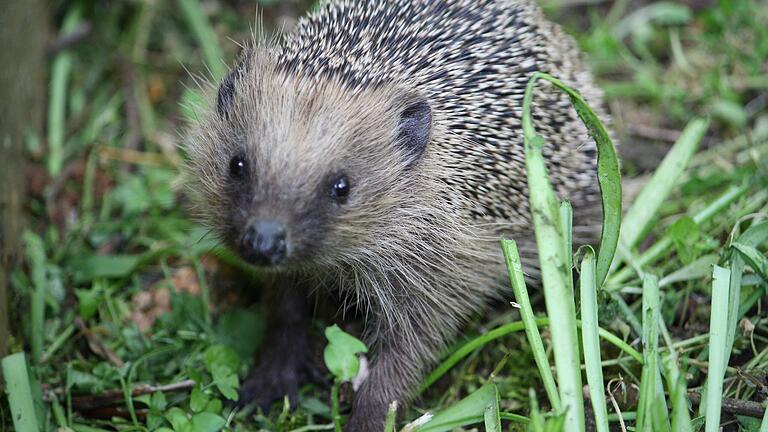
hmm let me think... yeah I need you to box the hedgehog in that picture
[183,0,608,430]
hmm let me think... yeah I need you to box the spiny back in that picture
[275,0,604,224]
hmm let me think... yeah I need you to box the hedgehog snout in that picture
[240,219,288,266]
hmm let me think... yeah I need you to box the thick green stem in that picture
[332,380,342,432]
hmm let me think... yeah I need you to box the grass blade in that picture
[47,8,81,176]
[177,0,226,79]
[662,354,692,432]
[636,274,669,432]
[620,118,708,250]
[561,201,574,296]
[704,265,732,432]
[522,72,585,431]
[528,389,566,432]
[522,73,622,287]
[419,320,528,394]
[24,231,47,365]
[499,412,530,424]
[727,221,768,358]
[660,316,691,432]
[483,385,502,432]
[2,353,41,432]
[659,254,718,287]
[420,317,642,394]
[501,239,561,411]
[417,384,505,432]
[523,72,622,287]
[608,182,750,288]
[731,242,768,282]
[384,401,398,432]
[579,247,609,432]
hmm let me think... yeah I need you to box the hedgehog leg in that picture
[345,304,447,432]
[238,279,323,410]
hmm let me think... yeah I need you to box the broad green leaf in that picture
[69,254,141,283]
[211,364,239,401]
[165,407,190,431]
[190,412,226,432]
[75,287,101,321]
[190,386,209,413]
[203,345,240,374]
[151,391,168,411]
[323,325,368,382]
[214,308,264,360]
[204,398,222,414]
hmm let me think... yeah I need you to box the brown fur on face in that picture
[186,53,445,269]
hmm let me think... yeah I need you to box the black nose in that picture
[241,220,287,266]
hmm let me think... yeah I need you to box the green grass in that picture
[2,353,41,432]
[2,1,768,431]
[579,247,609,432]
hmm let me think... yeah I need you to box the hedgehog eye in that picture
[330,175,350,202]
[229,155,247,179]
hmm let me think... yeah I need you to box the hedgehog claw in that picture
[238,345,325,411]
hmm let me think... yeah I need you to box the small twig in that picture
[98,145,179,168]
[44,379,195,411]
[289,424,336,432]
[77,406,148,420]
[74,317,124,368]
[626,124,682,143]
[688,391,766,419]
[626,123,717,148]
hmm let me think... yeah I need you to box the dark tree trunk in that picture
[0,0,47,358]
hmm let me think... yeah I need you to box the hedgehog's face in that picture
[188,57,433,270]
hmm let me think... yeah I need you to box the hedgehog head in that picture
[184,53,435,270]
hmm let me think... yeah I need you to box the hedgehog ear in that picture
[396,96,432,166]
[217,54,249,119]
[217,69,239,119]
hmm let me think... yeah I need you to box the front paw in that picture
[238,353,326,410]
[343,404,388,432]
